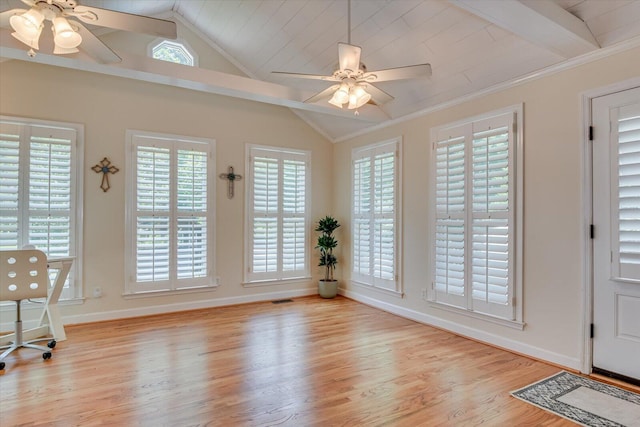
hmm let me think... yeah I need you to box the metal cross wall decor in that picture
[219,166,242,199]
[92,157,119,192]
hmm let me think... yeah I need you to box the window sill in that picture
[123,284,219,299]
[351,280,404,298]
[242,277,312,288]
[426,300,525,330]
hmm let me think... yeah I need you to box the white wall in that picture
[333,45,640,370]
[0,55,333,326]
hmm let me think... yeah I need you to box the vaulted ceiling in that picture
[1,0,640,141]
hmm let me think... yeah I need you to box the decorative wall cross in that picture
[92,157,119,192]
[219,166,242,199]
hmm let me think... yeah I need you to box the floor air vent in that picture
[272,299,294,304]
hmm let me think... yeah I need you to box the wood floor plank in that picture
[0,296,576,426]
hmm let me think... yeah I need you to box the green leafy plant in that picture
[315,216,340,282]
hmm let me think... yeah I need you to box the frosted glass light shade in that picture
[347,84,371,109]
[10,8,44,37]
[329,84,350,108]
[53,17,82,49]
[10,8,44,49]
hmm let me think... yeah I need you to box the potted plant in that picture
[315,215,340,298]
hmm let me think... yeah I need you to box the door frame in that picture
[581,77,640,374]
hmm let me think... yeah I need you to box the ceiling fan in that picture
[273,0,431,113]
[0,0,177,63]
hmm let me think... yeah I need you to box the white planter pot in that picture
[318,280,338,299]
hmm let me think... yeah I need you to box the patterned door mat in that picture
[511,371,640,426]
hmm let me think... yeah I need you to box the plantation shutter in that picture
[352,140,398,290]
[130,133,212,293]
[613,103,640,280]
[470,117,513,319]
[353,157,371,277]
[432,112,516,320]
[28,127,74,259]
[0,120,78,299]
[135,143,171,285]
[282,156,306,273]
[434,127,466,307]
[247,146,309,282]
[373,150,396,289]
[0,123,21,250]
[251,155,279,276]
[176,149,208,280]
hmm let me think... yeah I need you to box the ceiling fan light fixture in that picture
[329,83,350,107]
[53,16,82,49]
[348,84,371,110]
[10,8,45,37]
[10,8,45,49]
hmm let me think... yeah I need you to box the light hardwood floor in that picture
[0,296,585,426]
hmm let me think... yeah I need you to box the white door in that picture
[592,86,640,382]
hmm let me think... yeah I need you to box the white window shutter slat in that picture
[136,146,171,212]
[176,216,207,279]
[282,217,305,272]
[471,219,512,318]
[136,216,171,282]
[434,220,466,305]
[353,218,370,275]
[436,137,465,214]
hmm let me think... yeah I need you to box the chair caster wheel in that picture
[0,362,4,370]
[43,352,52,360]
[48,340,56,349]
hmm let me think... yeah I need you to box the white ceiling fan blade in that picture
[305,84,340,103]
[272,71,339,82]
[338,43,361,72]
[364,84,395,105]
[365,64,432,82]
[71,5,177,39]
[73,20,121,64]
[0,9,27,28]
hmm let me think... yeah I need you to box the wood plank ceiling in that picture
[1,0,639,141]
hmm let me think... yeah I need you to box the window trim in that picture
[350,136,403,296]
[0,115,84,301]
[428,104,523,326]
[124,129,216,296]
[244,143,311,285]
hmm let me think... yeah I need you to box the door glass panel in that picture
[615,103,640,281]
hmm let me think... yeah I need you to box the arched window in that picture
[150,40,196,66]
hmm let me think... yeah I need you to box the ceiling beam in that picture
[0,29,387,123]
[448,0,600,58]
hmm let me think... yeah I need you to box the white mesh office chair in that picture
[0,249,56,370]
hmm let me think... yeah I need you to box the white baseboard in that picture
[340,288,582,371]
[1,287,318,332]
[65,287,318,325]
